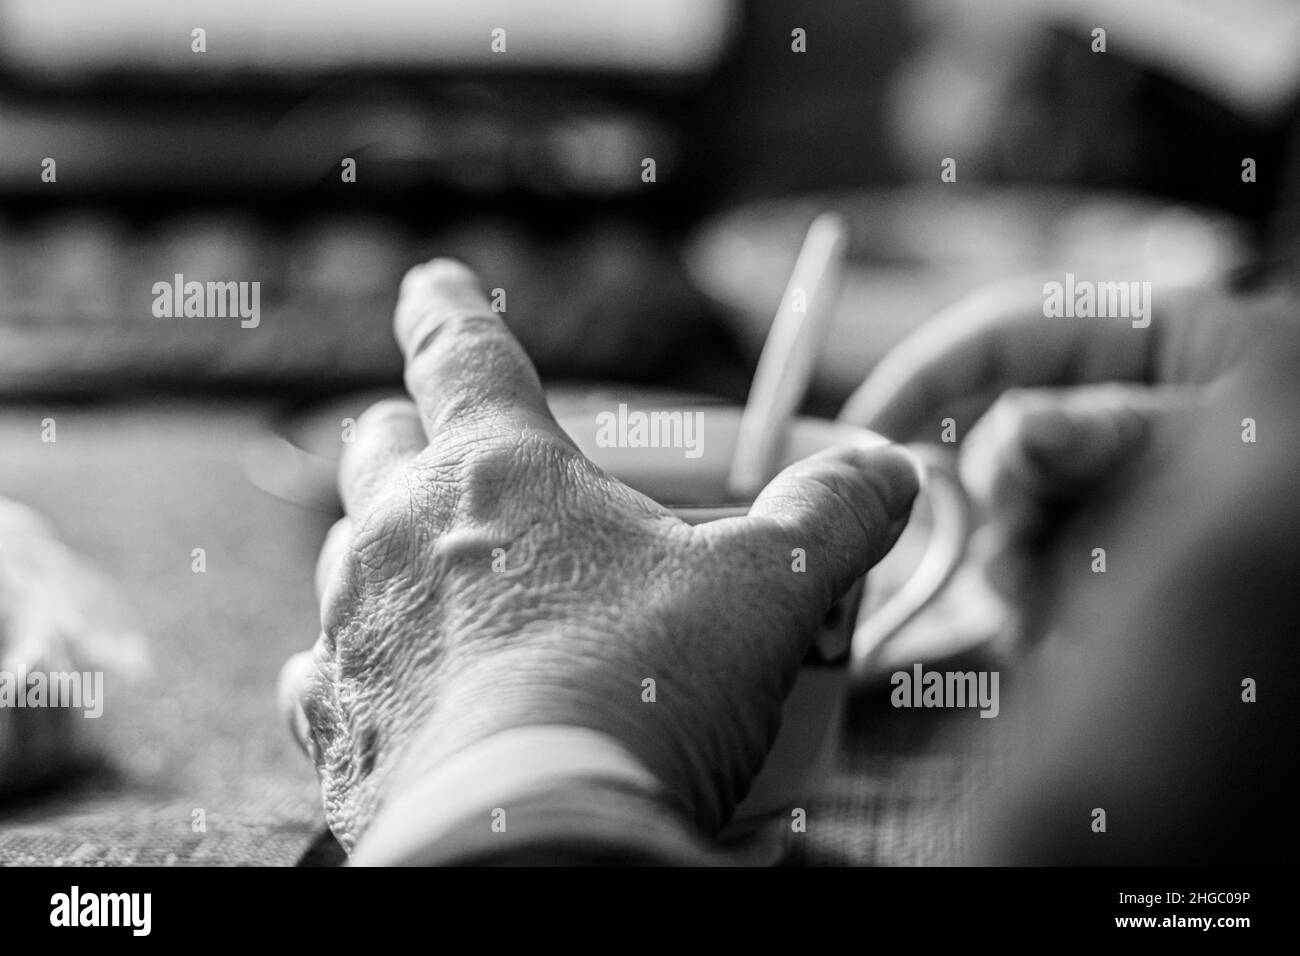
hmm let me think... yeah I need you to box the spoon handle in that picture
[726,212,850,499]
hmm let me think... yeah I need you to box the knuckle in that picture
[402,314,523,409]
[448,426,563,482]
[420,310,501,353]
[454,430,573,521]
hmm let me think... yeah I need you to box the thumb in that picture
[714,444,922,616]
[961,383,1199,593]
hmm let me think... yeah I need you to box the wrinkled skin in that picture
[279,259,920,852]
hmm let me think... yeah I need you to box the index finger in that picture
[393,258,559,438]
[838,277,1159,442]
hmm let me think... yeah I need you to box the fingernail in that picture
[872,445,924,519]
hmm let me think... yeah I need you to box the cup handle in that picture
[849,444,971,678]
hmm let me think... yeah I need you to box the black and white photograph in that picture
[0,0,1296,937]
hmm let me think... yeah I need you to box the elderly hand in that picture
[278,259,920,855]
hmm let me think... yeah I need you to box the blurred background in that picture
[1,0,1298,865]
[4,0,1298,406]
